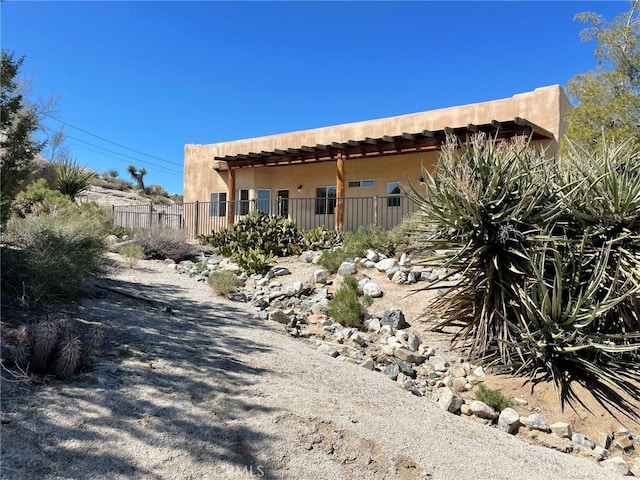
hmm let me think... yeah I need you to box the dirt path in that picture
[0,257,626,479]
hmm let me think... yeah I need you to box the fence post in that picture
[194,201,200,238]
[373,195,378,225]
[148,203,153,229]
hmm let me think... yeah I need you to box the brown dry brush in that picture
[1,314,104,379]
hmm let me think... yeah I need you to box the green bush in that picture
[1,213,108,302]
[234,248,277,276]
[328,276,372,328]
[474,383,513,412]
[319,247,348,274]
[407,134,640,416]
[208,271,243,296]
[134,227,199,262]
[11,178,73,217]
[119,244,144,268]
[342,224,392,258]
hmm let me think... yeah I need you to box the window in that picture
[387,182,402,207]
[315,186,336,215]
[348,179,375,188]
[257,189,271,213]
[237,189,249,215]
[210,192,227,217]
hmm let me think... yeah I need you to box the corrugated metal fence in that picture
[113,195,419,241]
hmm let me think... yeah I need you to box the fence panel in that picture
[112,195,419,241]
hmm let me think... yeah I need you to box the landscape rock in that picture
[317,344,339,358]
[498,408,521,434]
[365,317,381,333]
[313,269,329,284]
[550,422,573,439]
[600,457,630,476]
[394,348,425,365]
[365,249,379,262]
[361,358,375,370]
[268,309,290,324]
[337,261,356,276]
[437,387,464,413]
[381,308,409,330]
[389,357,416,378]
[362,281,383,298]
[469,401,498,420]
[391,271,407,284]
[385,363,400,380]
[407,332,421,352]
[399,253,411,267]
[375,258,397,272]
[523,413,550,433]
[572,433,596,449]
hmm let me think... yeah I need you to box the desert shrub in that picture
[475,383,513,412]
[407,134,640,416]
[54,157,96,200]
[301,226,343,250]
[208,271,243,296]
[11,178,73,217]
[134,227,199,262]
[91,176,134,191]
[1,213,108,302]
[388,212,432,257]
[342,224,392,258]
[328,276,372,328]
[319,247,348,274]
[1,313,103,378]
[145,184,169,197]
[119,244,144,268]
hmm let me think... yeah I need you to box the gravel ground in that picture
[0,255,627,479]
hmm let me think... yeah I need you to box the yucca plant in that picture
[513,242,640,416]
[407,134,640,418]
[406,134,557,362]
[54,156,96,200]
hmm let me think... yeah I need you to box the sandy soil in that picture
[0,255,632,479]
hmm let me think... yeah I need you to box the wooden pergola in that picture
[214,117,554,229]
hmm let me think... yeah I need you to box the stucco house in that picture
[184,85,569,234]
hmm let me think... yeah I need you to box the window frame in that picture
[210,192,227,217]
[387,181,402,207]
[315,186,337,215]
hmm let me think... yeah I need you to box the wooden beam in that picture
[444,127,455,136]
[402,132,415,140]
[364,137,378,144]
[226,169,235,228]
[514,117,554,139]
[467,123,479,133]
[336,153,346,231]
[422,129,435,137]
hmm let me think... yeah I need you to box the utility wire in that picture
[67,135,183,175]
[45,114,183,168]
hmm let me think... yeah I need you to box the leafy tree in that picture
[565,1,640,148]
[127,164,147,191]
[0,51,45,225]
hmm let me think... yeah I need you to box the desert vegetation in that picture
[405,134,640,416]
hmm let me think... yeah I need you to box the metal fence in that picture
[113,195,419,241]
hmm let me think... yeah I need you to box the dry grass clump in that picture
[208,271,243,296]
[134,228,200,262]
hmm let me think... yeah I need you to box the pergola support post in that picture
[336,152,346,231]
[227,169,236,228]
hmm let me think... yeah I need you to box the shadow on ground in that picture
[1,270,281,479]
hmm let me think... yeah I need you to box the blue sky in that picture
[1,1,629,196]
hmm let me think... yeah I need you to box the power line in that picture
[66,135,183,175]
[45,114,184,168]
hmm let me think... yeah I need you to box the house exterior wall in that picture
[184,85,569,209]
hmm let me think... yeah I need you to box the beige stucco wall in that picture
[184,85,568,203]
